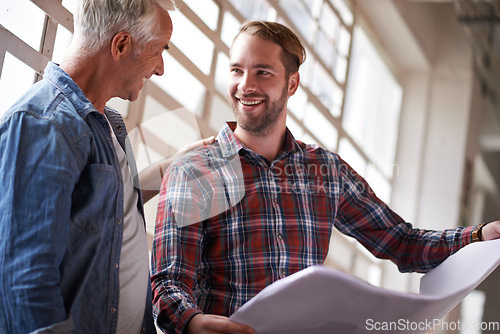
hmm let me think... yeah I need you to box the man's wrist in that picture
[471,223,488,242]
[182,310,203,334]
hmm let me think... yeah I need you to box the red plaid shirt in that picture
[151,122,473,334]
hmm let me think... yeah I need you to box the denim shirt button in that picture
[117,219,123,225]
[114,263,119,269]
[110,307,116,313]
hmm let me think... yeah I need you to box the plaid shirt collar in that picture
[216,122,303,162]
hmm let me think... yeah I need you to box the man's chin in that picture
[127,90,141,102]
[237,120,274,137]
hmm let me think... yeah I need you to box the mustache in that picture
[232,92,266,100]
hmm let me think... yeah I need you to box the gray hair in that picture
[74,0,177,54]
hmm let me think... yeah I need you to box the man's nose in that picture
[154,53,165,76]
[238,73,256,94]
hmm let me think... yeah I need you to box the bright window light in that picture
[342,26,402,175]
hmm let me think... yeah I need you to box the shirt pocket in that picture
[71,163,118,233]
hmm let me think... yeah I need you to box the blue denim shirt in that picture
[0,62,155,333]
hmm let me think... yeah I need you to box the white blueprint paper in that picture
[229,239,500,334]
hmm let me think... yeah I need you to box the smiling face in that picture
[119,9,173,102]
[227,32,299,137]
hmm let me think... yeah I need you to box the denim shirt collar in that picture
[44,62,98,119]
[45,63,131,156]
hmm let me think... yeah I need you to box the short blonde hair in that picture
[234,20,306,75]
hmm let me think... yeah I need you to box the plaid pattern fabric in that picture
[151,122,473,334]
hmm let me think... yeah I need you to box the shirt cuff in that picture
[462,225,475,245]
[178,308,203,334]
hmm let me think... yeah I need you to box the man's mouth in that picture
[239,99,264,106]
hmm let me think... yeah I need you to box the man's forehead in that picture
[230,32,283,59]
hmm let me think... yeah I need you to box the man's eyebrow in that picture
[229,62,275,70]
[254,64,274,70]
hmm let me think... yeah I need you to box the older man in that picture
[0,1,176,333]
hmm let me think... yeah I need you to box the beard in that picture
[230,83,289,137]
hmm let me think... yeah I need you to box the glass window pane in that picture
[301,0,322,18]
[338,138,366,177]
[0,0,46,51]
[330,0,353,26]
[366,164,391,204]
[52,24,73,64]
[298,50,313,88]
[287,86,307,120]
[334,55,348,84]
[314,31,335,69]
[309,62,340,117]
[320,2,340,41]
[221,11,241,48]
[209,94,234,132]
[228,0,276,21]
[342,27,402,169]
[279,0,315,39]
[62,0,77,14]
[331,83,343,118]
[337,25,351,57]
[0,52,36,119]
[152,51,206,116]
[303,103,338,150]
[183,0,220,31]
[301,133,319,146]
[215,52,229,96]
[286,115,304,140]
[170,11,214,75]
[131,95,202,173]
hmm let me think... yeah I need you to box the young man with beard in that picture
[151,20,500,334]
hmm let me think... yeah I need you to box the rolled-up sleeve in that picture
[333,157,472,273]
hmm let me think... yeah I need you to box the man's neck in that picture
[233,124,287,163]
[60,49,111,114]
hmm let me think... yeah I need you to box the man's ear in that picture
[111,32,132,60]
[287,72,300,97]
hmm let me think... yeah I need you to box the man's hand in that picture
[481,221,500,241]
[187,314,254,334]
[140,136,216,203]
[178,136,216,156]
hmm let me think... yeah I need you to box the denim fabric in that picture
[0,62,155,334]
